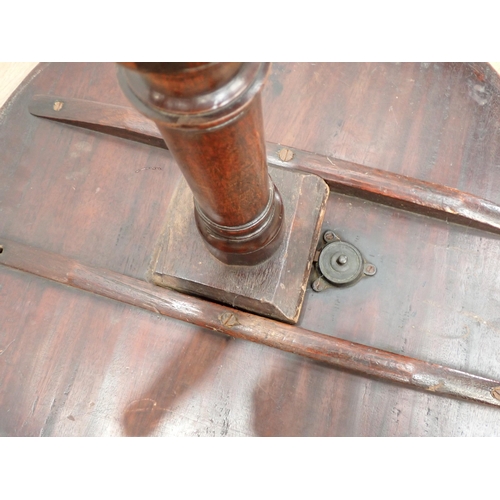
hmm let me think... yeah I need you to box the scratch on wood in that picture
[0,338,16,356]
[421,299,443,309]
[31,395,39,416]
[460,310,500,334]
[124,398,226,430]
[124,398,159,413]
[389,105,398,125]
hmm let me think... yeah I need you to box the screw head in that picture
[219,312,239,327]
[278,148,294,162]
[491,386,500,401]
[312,278,328,292]
[364,263,377,276]
[323,231,335,243]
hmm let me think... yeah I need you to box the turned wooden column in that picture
[118,62,284,265]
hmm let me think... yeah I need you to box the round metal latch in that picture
[318,241,364,287]
[311,231,377,292]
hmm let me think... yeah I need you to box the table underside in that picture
[1,62,500,436]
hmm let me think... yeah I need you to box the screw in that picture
[323,231,336,243]
[364,264,377,276]
[278,148,294,162]
[336,255,348,266]
[312,278,328,292]
[219,312,239,327]
[491,387,500,401]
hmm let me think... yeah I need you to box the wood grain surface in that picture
[27,93,500,235]
[2,62,500,436]
[3,237,500,408]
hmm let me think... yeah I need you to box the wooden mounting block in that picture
[151,165,329,323]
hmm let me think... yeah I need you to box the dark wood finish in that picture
[29,94,500,236]
[118,62,285,265]
[151,167,328,323]
[3,62,500,436]
[3,237,500,408]
[270,144,500,235]
[28,94,167,149]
